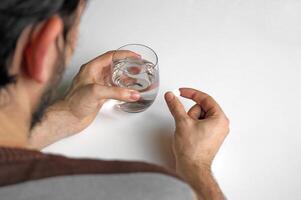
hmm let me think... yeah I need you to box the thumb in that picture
[90,84,141,102]
[164,91,188,122]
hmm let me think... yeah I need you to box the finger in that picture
[112,50,142,61]
[179,88,224,117]
[87,50,141,67]
[164,92,188,122]
[89,84,141,102]
[127,66,141,75]
[187,104,202,120]
[188,104,207,120]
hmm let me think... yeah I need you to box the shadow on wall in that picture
[152,126,176,169]
[142,112,176,169]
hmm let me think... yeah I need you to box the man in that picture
[0,1,229,200]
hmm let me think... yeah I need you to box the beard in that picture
[30,52,66,129]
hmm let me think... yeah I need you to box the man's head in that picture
[0,0,85,130]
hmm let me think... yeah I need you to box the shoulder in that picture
[0,147,180,186]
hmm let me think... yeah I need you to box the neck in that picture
[0,89,30,149]
[0,114,28,148]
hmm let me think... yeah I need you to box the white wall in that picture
[44,0,301,199]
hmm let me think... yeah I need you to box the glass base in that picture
[116,100,154,113]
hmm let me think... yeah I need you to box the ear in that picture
[24,16,63,83]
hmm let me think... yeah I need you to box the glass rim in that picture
[115,43,158,66]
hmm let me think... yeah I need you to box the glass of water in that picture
[110,44,159,113]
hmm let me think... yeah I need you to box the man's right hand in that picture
[164,88,229,200]
[29,51,141,149]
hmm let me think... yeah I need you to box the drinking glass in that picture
[110,44,159,113]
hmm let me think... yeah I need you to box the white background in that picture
[44,0,301,199]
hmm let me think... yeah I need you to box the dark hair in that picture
[0,0,81,88]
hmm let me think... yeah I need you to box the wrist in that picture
[28,100,83,149]
[176,160,211,183]
[176,160,224,200]
[176,156,212,174]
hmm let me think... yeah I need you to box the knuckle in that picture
[79,64,86,72]
[85,63,93,72]
[191,91,200,100]
[79,63,92,74]
[104,50,115,57]
[213,116,228,129]
[220,116,230,134]
[224,116,230,126]
[206,94,215,103]
[116,88,126,99]
[168,102,176,111]
[218,116,229,125]
[106,50,115,54]
[170,104,178,112]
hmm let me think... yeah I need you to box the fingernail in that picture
[165,92,174,102]
[130,91,140,100]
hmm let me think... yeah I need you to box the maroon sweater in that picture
[0,147,180,187]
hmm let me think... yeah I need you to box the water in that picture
[111,57,159,113]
